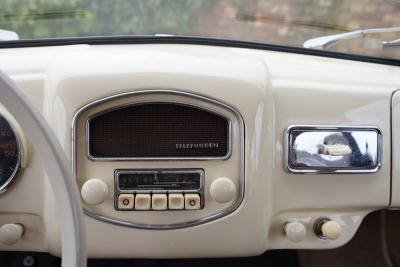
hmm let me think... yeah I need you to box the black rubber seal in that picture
[0,36,399,66]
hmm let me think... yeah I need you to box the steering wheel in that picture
[0,71,87,267]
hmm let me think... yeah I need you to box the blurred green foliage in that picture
[1,0,398,59]
[0,0,216,38]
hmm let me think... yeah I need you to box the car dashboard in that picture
[0,43,399,258]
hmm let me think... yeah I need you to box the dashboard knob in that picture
[81,179,109,205]
[210,177,236,203]
[0,223,24,245]
[320,220,342,240]
[284,221,306,243]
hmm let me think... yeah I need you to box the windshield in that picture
[1,0,400,60]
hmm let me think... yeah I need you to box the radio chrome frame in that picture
[85,101,232,161]
[114,168,205,211]
[72,90,245,230]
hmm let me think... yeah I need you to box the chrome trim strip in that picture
[72,90,245,229]
[0,114,23,193]
[85,101,232,161]
[284,125,383,174]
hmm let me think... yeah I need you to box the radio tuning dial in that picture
[210,177,236,203]
[81,179,109,205]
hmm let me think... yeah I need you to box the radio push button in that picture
[169,194,184,210]
[117,194,134,210]
[152,194,168,210]
[184,194,201,210]
[135,194,151,210]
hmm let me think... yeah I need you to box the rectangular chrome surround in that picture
[114,169,205,211]
[285,125,382,174]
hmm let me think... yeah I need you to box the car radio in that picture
[115,169,204,211]
[74,91,244,229]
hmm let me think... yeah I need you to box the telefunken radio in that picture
[74,91,244,229]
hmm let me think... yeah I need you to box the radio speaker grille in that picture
[88,103,229,158]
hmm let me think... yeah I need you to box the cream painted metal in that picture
[0,44,399,258]
[0,72,86,267]
[391,91,400,206]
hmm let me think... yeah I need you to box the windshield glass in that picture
[1,0,400,60]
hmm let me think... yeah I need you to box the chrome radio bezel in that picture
[72,90,245,230]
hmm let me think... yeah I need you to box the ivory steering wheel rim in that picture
[0,71,87,267]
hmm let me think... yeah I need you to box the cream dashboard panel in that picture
[0,44,399,257]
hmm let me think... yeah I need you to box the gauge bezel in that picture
[0,112,23,193]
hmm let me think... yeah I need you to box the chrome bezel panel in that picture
[284,125,382,174]
[72,90,245,229]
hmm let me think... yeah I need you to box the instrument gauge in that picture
[0,115,21,191]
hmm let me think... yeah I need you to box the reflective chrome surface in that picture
[285,126,382,174]
[302,26,400,50]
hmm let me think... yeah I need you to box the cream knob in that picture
[284,222,306,243]
[81,179,109,205]
[210,177,236,203]
[321,220,342,240]
[0,223,24,245]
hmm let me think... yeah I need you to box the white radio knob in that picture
[284,221,306,243]
[210,177,236,203]
[81,179,109,205]
[0,223,24,245]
